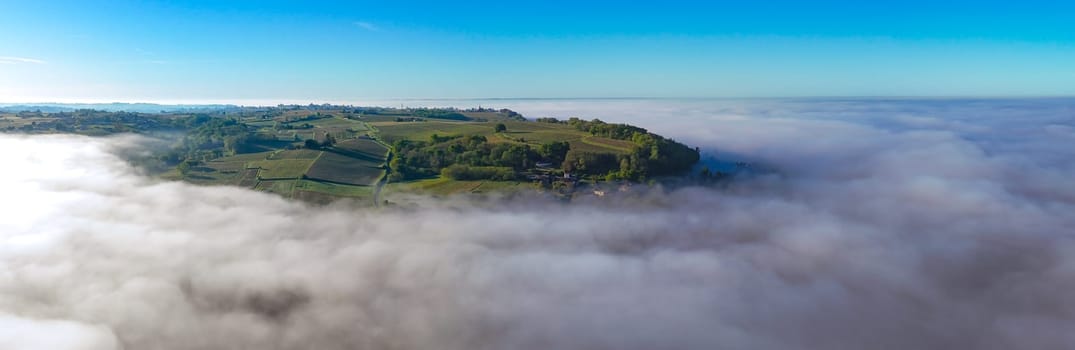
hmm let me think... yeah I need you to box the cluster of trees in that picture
[567,118,648,140]
[279,113,329,123]
[169,117,253,161]
[388,134,571,181]
[274,122,313,130]
[496,109,527,121]
[5,110,193,134]
[303,133,336,149]
[558,118,700,181]
[388,117,698,182]
[535,117,564,124]
[411,109,470,121]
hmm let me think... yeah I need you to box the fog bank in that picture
[2,98,1075,349]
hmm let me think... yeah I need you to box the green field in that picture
[334,139,389,159]
[372,121,497,143]
[305,151,384,186]
[385,177,532,197]
[268,149,322,159]
[294,179,374,197]
[215,151,275,163]
[250,158,316,180]
[578,136,636,153]
[292,179,375,204]
[304,117,365,129]
[161,111,394,201]
[371,119,631,155]
[254,180,297,196]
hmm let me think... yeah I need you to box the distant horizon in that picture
[4,95,1075,108]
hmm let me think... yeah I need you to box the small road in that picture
[372,150,392,207]
[363,120,393,207]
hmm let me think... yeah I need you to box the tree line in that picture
[388,134,571,181]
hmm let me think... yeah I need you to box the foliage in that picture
[535,117,565,124]
[556,118,700,180]
[389,135,545,180]
[538,141,571,164]
[411,109,471,121]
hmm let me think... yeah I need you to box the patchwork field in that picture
[249,158,316,180]
[305,151,385,186]
[334,139,389,159]
[254,180,297,196]
[115,106,676,203]
[292,180,375,204]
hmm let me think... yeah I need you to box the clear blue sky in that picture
[1,0,1074,103]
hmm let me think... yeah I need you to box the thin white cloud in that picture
[354,21,380,32]
[0,56,46,64]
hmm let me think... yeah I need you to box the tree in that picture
[177,160,193,176]
[494,123,507,133]
[539,141,571,164]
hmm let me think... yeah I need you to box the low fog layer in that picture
[2,99,1075,349]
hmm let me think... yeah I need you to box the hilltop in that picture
[1,105,704,204]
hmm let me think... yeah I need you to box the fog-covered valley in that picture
[2,98,1074,349]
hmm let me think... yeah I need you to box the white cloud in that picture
[1,99,1074,349]
[0,56,46,64]
[354,21,380,32]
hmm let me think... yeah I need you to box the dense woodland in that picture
[391,117,699,181]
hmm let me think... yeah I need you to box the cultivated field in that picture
[250,158,316,180]
[305,151,385,186]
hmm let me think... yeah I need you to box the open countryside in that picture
[2,105,703,204]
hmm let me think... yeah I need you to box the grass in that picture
[374,120,631,154]
[304,117,366,130]
[579,136,636,153]
[214,151,274,163]
[387,177,483,195]
[255,180,297,196]
[386,177,530,196]
[294,179,374,197]
[249,158,317,180]
[203,161,246,172]
[269,149,322,159]
[244,120,276,127]
[373,121,497,143]
[236,168,260,187]
[358,115,410,123]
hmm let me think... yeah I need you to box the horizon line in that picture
[3,95,1075,108]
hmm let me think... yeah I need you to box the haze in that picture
[3,1,1075,349]
[3,98,1075,349]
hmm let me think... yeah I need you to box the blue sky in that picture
[1,0,1074,103]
